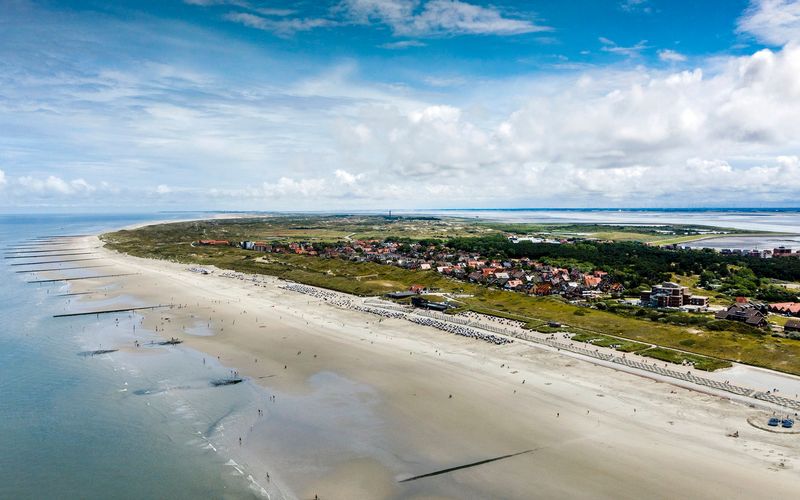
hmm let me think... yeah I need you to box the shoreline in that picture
[36,231,800,498]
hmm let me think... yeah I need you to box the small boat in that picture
[782,419,794,428]
[768,417,780,426]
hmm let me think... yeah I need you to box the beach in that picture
[35,232,800,499]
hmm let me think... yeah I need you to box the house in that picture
[467,271,483,283]
[252,241,270,252]
[608,283,625,295]
[583,275,602,288]
[785,319,800,338]
[769,302,800,316]
[505,279,524,290]
[687,295,709,307]
[482,268,498,277]
[409,284,426,294]
[715,303,768,328]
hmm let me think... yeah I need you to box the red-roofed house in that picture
[505,279,524,289]
[583,275,602,288]
[769,302,800,316]
[532,283,553,296]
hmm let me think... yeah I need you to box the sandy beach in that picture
[34,233,800,499]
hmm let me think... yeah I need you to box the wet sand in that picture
[41,234,800,499]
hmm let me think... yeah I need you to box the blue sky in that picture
[2,0,800,211]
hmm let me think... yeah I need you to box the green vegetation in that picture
[102,217,800,376]
[570,332,649,353]
[597,300,765,335]
[638,347,732,371]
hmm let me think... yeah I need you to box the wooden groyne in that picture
[4,248,95,255]
[5,252,96,259]
[15,265,109,273]
[11,258,101,266]
[398,449,534,483]
[38,234,92,238]
[28,273,137,284]
[6,242,80,249]
[53,304,170,318]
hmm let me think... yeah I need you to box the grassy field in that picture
[637,347,731,371]
[769,314,792,327]
[570,332,650,353]
[102,218,800,376]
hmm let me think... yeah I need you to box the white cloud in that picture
[406,0,549,36]
[0,169,6,187]
[16,175,97,196]
[380,40,427,49]
[334,169,364,185]
[658,49,687,62]
[199,0,550,42]
[423,75,466,87]
[600,37,650,57]
[254,8,296,16]
[340,0,550,36]
[5,1,800,210]
[330,44,800,206]
[224,12,336,36]
[341,0,418,25]
[738,0,800,45]
[184,0,295,15]
[619,0,652,13]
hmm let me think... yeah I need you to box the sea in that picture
[0,213,269,500]
[2,209,800,499]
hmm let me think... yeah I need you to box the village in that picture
[199,236,627,300]
[196,235,800,339]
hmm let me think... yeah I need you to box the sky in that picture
[2,0,800,211]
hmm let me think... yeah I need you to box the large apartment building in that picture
[640,282,709,308]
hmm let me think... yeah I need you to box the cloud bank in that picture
[3,0,800,210]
